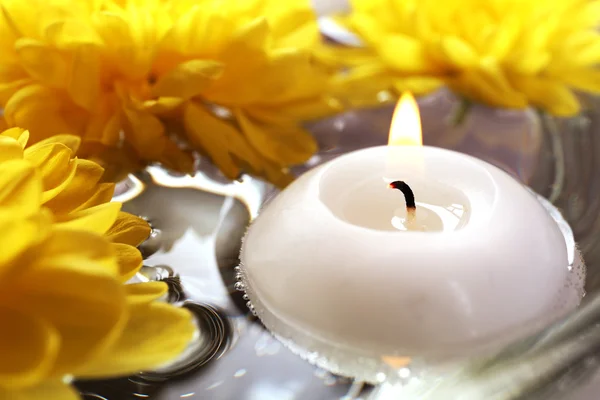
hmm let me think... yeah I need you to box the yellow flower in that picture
[0,0,341,186]
[0,128,195,399]
[331,0,600,116]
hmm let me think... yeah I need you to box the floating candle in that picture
[239,94,583,382]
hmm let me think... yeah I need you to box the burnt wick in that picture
[388,181,417,219]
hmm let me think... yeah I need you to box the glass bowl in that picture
[75,91,600,400]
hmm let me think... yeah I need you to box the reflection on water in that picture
[76,166,360,399]
[77,91,600,399]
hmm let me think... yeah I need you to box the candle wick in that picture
[388,181,417,218]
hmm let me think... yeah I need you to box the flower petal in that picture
[0,135,24,162]
[159,139,195,174]
[0,212,50,276]
[4,84,83,142]
[0,308,59,389]
[74,302,194,378]
[152,59,223,99]
[77,140,145,183]
[122,107,166,160]
[33,134,81,154]
[0,159,41,216]
[112,243,143,282]
[15,38,69,87]
[105,211,151,246]
[378,33,439,73]
[440,36,479,70]
[34,227,117,274]
[125,282,168,305]
[67,44,102,110]
[512,76,580,116]
[0,64,33,105]
[183,102,246,179]
[560,68,600,93]
[23,142,77,203]
[17,229,126,375]
[236,109,317,165]
[43,158,107,216]
[55,202,122,235]
[0,126,28,146]
[73,182,115,212]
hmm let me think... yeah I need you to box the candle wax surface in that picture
[240,146,580,370]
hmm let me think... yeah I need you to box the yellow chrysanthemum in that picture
[0,0,341,186]
[329,0,600,116]
[0,128,195,399]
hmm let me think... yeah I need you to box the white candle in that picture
[239,95,583,381]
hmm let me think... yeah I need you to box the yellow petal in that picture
[122,107,166,160]
[55,202,122,235]
[392,77,443,95]
[74,302,194,378]
[159,139,195,174]
[565,32,600,66]
[236,109,317,165]
[487,16,521,60]
[0,78,33,106]
[105,211,151,246]
[0,135,24,162]
[23,142,77,203]
[0,380,79,400]
[43,158,106,216]
[82,95,120,143]
[242,48,327,104]
[152,60,223,99]
[77,140,145,183]
[0,159,41,216]
[512,52,551,76]
[67,44,101,110]
[73,182,115,212]
[183,102,246,179]
[4,85,78,141]
[560,68,600,93]
[112,243,143,282]
[142,97,184,116]
[0,127,28,147]
[125,281,168,305]
[33,134,81,154]
[440,36,479,69]
[18,229,126,374]
[17,269,126,376]
[377,34,437,73]
[0,212,50,277]
[512,77,580,116]
[205,18,270,104]
[478,57,527,106]
[15,38,68,87]
[0,64,33,105]
[0,308,59,389]
[45,18,103,48]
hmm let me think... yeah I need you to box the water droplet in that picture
[234,282,245,291]
[242,294,249,300]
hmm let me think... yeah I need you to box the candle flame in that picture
[388,92,423,147]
